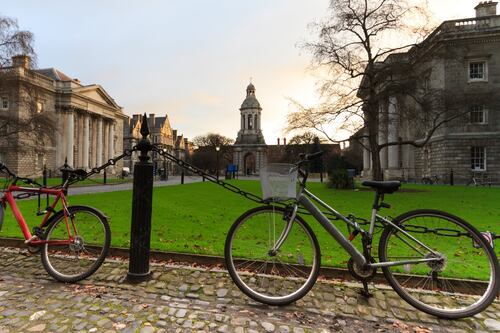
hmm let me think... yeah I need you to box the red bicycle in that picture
[0,163,110,282]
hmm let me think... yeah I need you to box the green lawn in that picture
[1,180,499,276]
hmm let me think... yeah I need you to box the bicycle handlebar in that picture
[0,162,44,187]
[297,151,323,166]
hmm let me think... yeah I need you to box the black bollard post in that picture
[127,113,154,282]
[450,169,454,186]
[103,168,107,184]
[42,164,47,187]
[61,158,69,184]
[181,170,185,184]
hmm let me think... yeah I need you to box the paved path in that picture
[0,248,498,333]
[68,176,204,195]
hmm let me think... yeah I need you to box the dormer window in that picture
[469,61,488,82]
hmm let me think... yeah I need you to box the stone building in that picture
[361,1,500,183]
[233,83,267,175]
[0,55,125,176]
[123,113,192,175]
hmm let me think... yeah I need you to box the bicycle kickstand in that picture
[359,281,373,298]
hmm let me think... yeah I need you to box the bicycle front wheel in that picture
[379,209,499,319]
[41,206,111,282]
[225,206,321,305]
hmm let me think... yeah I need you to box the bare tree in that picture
[0,14,55,154]
[191,133,234,172]
[0,15,35,67]
[287,131,317,145]
[286,0,468,180]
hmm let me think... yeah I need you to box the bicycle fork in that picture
[268,204,298,256]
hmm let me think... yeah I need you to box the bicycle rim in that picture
[379,210,499,318]
[42,207,110,282]
[225,206,320,305]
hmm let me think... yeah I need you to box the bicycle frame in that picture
[272,186,442,269]
[1,185,73,246]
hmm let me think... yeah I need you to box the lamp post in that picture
[162,148,168,181]
[215,145,220,180]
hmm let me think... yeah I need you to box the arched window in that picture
[248,114,253,130]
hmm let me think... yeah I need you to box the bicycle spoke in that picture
[226,207,319,305]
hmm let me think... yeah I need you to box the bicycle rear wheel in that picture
[225,206,320,305]
[41,205,111,282]
[379,209,499,319]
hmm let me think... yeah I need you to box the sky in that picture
[1,0,484,143]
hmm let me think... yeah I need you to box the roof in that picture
[35,68,73,82]
[240,82,262,110]
[153,116,166,129]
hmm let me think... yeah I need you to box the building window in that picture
[248,114,253,130]
[471,147,486,171]
[470,105,487,124]
[37,153,44,169]
[1,97,8,110]
[469,61,487,82]
[36,101,43,113]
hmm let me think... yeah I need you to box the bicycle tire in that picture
[378,209,499,319]
[41,205,111,282]
[225,206,321,305]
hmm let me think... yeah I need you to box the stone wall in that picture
[414,137,500,184]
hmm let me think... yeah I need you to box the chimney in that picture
[132,114,140,126]
[12,55,30,69]
[149,113,155,129]
[277,138,280,146]
[283,138,286,145]
[475,1,498,17]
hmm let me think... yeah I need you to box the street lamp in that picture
[162,148,168,181]
[215,146,220,180]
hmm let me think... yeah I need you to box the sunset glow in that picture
[1,0,483,142]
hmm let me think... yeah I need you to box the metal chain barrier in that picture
[153,145,342,219]
[153,145,500,241]
[7,143,496,241]
[64,147,137,187]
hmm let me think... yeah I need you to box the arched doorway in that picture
[244,152,256,175]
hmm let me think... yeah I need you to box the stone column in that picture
[108,121,114,162]
[103,122,108,163]
[363,137,371,172]
[388,96,400,170]
[97,118,103,166]
[66,111,74,167]
[83,115,90,169]
[241,115,244,130]
[378,102,388,170]
[56,111,64,168]
[91,118,97,167]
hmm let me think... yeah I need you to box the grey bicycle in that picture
[224,152,499,319]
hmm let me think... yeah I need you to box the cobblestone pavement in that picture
[0,248,498,333]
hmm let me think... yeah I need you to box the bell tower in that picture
[233,82,267,175]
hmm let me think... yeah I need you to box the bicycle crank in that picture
[347,257,377,282]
